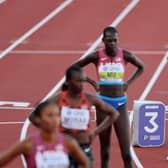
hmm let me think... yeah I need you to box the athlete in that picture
[30,65,119,168]
[71,26,144,168]
[0,101,90,168]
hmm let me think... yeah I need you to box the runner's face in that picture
[68,71,87,93]
[39,104,60,132]
[103,32,118,52]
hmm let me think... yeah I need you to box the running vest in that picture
[25,132,69,168]
[59,91,91,133]
[96,48,126,83]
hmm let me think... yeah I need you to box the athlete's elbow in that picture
[113,111,120,121]
[139,62,145,72]
[109,109,119,122]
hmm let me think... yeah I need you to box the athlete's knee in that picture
[122,153,132,163]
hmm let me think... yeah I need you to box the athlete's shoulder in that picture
[84,92,98,104]
[87,51,99,62]
[72,51,99,67]
[122,49,133,57]
[122,49,144,68]
[122,49,136,62]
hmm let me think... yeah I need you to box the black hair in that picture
[61,64,82,91]
[32,100,54,117]
[29,100,57,127]
[66,64,82,81]
[103,26,118,37]
[62,83,68,91]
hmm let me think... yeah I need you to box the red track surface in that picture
[0,0,168,167]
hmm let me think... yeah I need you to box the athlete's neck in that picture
[40,130,57,144]
[105,48,117,57]
[67,90,81,99]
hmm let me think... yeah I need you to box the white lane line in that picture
[165,106,168,111]
[0,107,33,110]
[0,50,166,55]
[0,0,6,4]
[2,119,168,125]
[0,101,30,107]
[0,121,24,125]
[20,0,141,167]
[133,50,166,55]
[0,50,84,55]
[140,52,168,100]
[0,0,73,59]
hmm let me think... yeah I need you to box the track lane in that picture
[0,0,64,50]
[0,53,80,102]
[118,0,168,50]
[0,109,30,121]
[15,0,130,51]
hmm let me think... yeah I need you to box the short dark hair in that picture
[62,65,82,91]
[66,64,82,81]
[32,100,54,117]
[103,26,118,37]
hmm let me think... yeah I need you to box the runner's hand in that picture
[88,131,96,144]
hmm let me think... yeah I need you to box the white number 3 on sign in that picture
[144,112,159,133]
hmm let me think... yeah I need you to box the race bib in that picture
[99,71,123,79]
[35,149,69,168]
[61,106,90,130]
[98,62,124,81]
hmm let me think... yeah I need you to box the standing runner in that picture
[30,65,119,168]
[0,101,90,168]
[71,27,144,168]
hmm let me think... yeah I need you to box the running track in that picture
[0,0,168,167]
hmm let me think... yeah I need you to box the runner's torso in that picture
[26,132,69,168]
[59,91,92,144]
[96,48,126,97]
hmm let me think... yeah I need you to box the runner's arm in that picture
[73,52,99,91]
[123,50,144,87]
[0,139,31,166]
[88,94,119,137]
[65,135,90,168]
